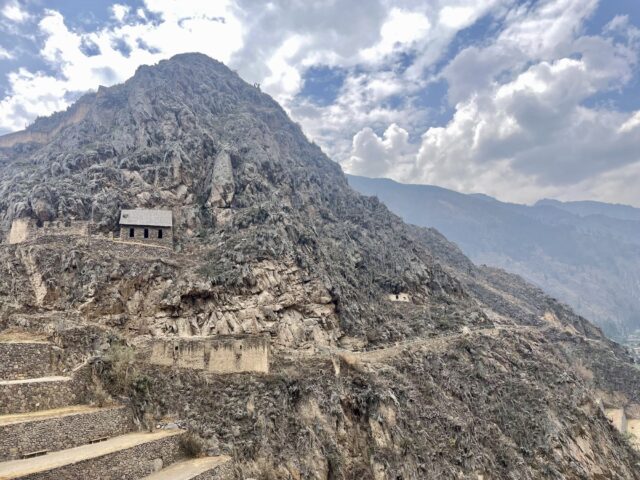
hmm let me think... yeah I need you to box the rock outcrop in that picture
[207,150,235,208]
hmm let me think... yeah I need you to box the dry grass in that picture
[179,432,205,458]
[575,361,595,381]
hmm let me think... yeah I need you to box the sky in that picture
[0,0,639,206]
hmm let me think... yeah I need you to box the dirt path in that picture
[0,405,116,427]
[0,376,70,386]
[313,325,544,365]
[142,456,231,480]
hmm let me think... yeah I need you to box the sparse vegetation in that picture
[179,432,205,458]
[103,344,137,392]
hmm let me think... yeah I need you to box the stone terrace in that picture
[0,333,231,479]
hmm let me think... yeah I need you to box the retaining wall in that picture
[0,377,80,414]
[0,341,62,380]
[0,406,133,461]
[146,335,269,374]
[19,433,184,480]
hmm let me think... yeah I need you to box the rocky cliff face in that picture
[1,53,639,478]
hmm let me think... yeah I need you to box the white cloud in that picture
[620,111,640,134]
[0,0,638,205]
[0,46,12,59]
[0,69,70,131]
[360,8,431,62]
[262,34,309,102]
[111,4,131,23]
[251,0,510,163]
[0,2,244,134]
[340,0,640,205]
[439,6,476,29]
[1,0,30,23]
[348,123,417,177]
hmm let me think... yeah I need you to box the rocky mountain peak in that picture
[0,53,464,340]
[1,53,640,478]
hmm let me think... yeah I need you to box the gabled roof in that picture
[120,209,173,227]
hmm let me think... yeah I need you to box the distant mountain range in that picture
[348,175,640,340]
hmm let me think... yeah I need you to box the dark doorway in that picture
[144,228,149,238]
[129,228,134,238]
[158,229,163,239]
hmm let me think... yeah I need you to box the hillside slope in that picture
[1,54,639,479]
[348,174,640,341]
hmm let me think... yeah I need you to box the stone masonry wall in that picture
[0,405,133,461]
[0,342,63,380]
[119,225,173,247]
[0,377,79,414]
[193,461,234,480]
[7,218,31,244]
[20,432,184,480]
[146,335,269,374]
[7,219,89,245]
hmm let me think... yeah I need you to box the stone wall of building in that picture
[0,405,133,461]
[19,432,185,480]
[39,220,89,238]
[119,225,174,247]
[388,292,411,302]
[145,335,269,374]
[8,218,32,244]
[7,218,89,245]
[0,341,63,380]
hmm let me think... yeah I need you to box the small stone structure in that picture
[146,335,270,374]
[605,408,628,434]
[119,209,173,247]
[8,218,89,245]
[599,403,640,450]
[628,419,640,449]
[388,292,411,302]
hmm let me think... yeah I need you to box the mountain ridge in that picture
[1,53,639,478]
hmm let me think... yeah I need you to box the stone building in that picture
[119,209,173,246]
[145,335,270,374]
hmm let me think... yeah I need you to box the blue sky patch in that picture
[298,65,347,106]
[412,78,453,127]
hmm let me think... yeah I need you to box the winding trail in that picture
[316,324,552,364]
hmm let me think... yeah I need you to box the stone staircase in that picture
[0,335,231,479]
